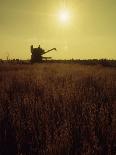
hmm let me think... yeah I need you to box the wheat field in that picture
[0,63,115,155]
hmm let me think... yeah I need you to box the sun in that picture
[59,9,70,23]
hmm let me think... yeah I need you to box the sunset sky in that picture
[0,0,116,60]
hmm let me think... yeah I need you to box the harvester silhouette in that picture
[31,45,56,63]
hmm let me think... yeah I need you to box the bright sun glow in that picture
[59,10,70,23]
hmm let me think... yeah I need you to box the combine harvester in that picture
[31,45,56,63]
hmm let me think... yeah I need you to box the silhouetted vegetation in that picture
[51,59,116,67]
[0,59,116,67]
[0,63,115,155]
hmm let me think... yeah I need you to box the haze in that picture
[0,0,116,60]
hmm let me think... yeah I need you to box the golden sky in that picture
[0,0,116,60]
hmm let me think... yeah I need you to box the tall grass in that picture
[0,63,115,155]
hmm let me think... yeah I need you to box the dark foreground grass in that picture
[0,63,116,155]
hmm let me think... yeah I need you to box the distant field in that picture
[0,63,116,155]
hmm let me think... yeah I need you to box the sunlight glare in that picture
[59,9,70,23]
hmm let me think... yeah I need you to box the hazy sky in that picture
[0,0,116,59]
